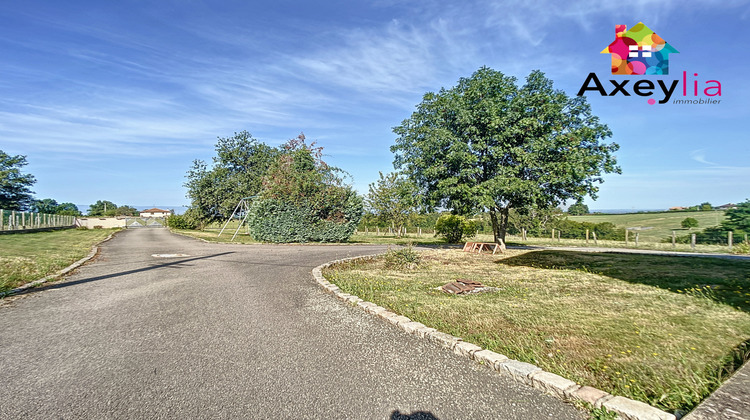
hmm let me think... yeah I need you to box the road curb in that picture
[312,254,677,420]
[1,231,119,298]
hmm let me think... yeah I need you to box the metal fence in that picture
[0,209,76,232]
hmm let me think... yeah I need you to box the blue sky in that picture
[1,0,748,213]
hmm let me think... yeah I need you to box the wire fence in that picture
[355,226,749,254]
[0,209,77,232]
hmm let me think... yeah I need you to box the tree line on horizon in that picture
[0,150,150,218]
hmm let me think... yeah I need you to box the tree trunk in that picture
[489,206,508,252]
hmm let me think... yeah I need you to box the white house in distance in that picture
[139,208,173,218]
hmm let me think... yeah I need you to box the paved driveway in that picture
[0,229,583,419]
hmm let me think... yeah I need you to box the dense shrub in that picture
[248,194,362,243]
[166,214,197,230]
[434,214,478,243]
[247,135,363,243]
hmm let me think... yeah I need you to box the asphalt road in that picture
[0,229,584,419]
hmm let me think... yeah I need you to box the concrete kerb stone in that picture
[312,254,678,420]
[529,371,580,400]
[497,359,542,386]
[603,396,677,420]
[569,386,613,408]
[453,341,483,359]
[473,349,509,370]
[1,230,119,298]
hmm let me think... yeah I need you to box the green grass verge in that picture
[323,249,750,413]
[0,229,115,293]
[569,211,727,242]
[171,228,260,244]
[347,233,449,245]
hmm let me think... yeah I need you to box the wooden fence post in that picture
[625,230,629,246]
[0,209,3,230]
[557,231,561,242]
[691,234,696,250]
[635,232,639,247]
[672,231,676,248]
[592,231,598,245]
[522,228,527,241]
[586,229,589,244]
[551,229,555,240]
[728,231,733,251]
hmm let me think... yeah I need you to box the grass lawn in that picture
[569,211,727,242]
[323,248,750,413]
[171,228,260,244]
[0,229,115,293]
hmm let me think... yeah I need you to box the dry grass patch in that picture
[324,249,750,413]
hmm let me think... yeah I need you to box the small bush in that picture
[383,245,422,269]
[166,214,198,230]
[434,214,477,243]
[681,217,699,229]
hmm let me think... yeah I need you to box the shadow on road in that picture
[390,410,439,420]
[18,252,235,295]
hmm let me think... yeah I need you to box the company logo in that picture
[578,22,722,105]
[601,22,678,75]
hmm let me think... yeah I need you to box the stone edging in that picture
[312,254,677,420]
[1,231,119,298]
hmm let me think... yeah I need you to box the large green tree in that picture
[185,131,277,227]
[87,200,117,216]
[0,150,36,211]
[567,200,590,216]
[365,171,419,237]
[32,199,81,216]
[392,67,620,243]
[722,200,750,233]
[55,202,81,216]
[32,198,60,214]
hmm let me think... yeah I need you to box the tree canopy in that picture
[32,199,81,216]
[391,67,620,243]
[184,131,277,227]
[365,171,419,237]
[567,200,590,216]
[87,200,117,216]
[0,150,36,211]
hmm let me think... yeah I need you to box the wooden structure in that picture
[463,241,504,255]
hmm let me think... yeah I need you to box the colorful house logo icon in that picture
[601,22,678,75]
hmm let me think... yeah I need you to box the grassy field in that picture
[324,248,750,413]
[0,229,115,293]
[569,211,727,242]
